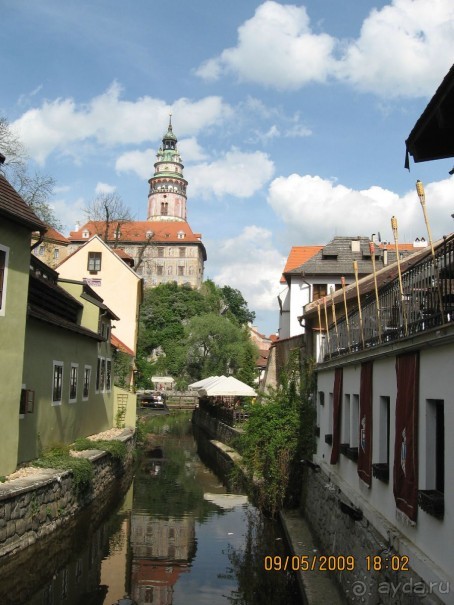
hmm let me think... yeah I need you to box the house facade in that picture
[18,256,119,464]
[68,118,207,289]
[57,234,143,358]
[303,237,453,603]
[0,171,46,476]
[279,237,423,340]
[31,225,70,268]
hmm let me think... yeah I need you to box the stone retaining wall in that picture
[192,408,243,446]
[0,429,135,559]
[302,466,445,605]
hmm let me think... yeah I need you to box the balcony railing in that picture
[319,235,454,361]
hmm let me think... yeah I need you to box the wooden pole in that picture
[323,296,331,357]
[353,260,365,348]
[391,216,408,336]
[369,241,382,343]
[330,286,340,350]
[416,180,445,324]
[341,276,351,350]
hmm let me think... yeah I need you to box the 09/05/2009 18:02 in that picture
[263,554,410,572]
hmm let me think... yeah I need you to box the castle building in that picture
[68,117,206,289]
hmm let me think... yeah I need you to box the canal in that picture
[0,412,301,605]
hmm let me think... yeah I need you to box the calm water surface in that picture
[0,413,301,605]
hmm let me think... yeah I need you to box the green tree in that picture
[220,285,256,325]
[136,282,258,388]
[185,313,258,381]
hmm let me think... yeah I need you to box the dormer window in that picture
[177,231,185,239]
[82,230,90,239]
[146,230,153,239]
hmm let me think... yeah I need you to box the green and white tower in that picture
[147,115,188,222]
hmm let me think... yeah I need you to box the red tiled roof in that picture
[35,225,70,244]
[0,175,46,231]
[280,246,323,283]
[69,221,203,244]
[113,248,133,260]
[111,333,135,357]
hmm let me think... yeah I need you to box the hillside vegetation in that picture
[136,280,258,390]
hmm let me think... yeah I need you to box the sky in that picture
[2,0,454,336]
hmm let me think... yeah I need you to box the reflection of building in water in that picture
[130,514,196,605]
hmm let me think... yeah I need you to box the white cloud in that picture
[95,182,116,195]
[52,196,86,234]
[267,174,454,244]
[336,0,454,97]
[186,149,274,199]
[210,226,286,311]
[11,82,232,164]
[115,149,155,180]
[196,0,454,98]
[196,1,335,90]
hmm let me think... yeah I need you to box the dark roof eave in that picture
[28,305,104,340]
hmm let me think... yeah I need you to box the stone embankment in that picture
[0,428,135,559]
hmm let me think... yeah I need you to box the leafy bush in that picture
[33,445,93,493]
[237,353,316,516]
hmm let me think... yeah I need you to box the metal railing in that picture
[319,235,454,361]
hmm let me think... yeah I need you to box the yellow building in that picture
[57,234,143,357]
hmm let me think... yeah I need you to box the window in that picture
[106,359,112,392]
[54,248,60,260]
[161,202,168,215]
[39,245,45,256]
[350,394,359,447]
[179,247,186,258]
[19,386,35,415]
[96,358,101,392]
[52,362,64,405]
[157,265,163,276]
[100,358,106,392]
[177,231,185,239]
[312,284,327,301]
[378,396,390,466]
[83,366,91,399]
[87,252,102,272]
[426,400,444,493]
[0,246,8,314]
[157,247,164,258]
[69,364,78,402]
[178,266,184,276]
[342,394,351,444]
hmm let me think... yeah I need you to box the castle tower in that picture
[147,115,188,222]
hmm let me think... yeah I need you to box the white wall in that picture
[314,344,453,592]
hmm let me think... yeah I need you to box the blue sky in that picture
[2,0,454,335]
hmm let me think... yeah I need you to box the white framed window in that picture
[69,363,78,403]
[350,394,359,448]
[106,359,112,392]
[377,396,390,465]
[342,394,351,444]
[425,399,445,493]
[95,357,101,392]
[52,361,64,406]
[0,244,9,316]
[83,365,91,400]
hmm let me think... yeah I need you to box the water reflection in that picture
[0,414,300,605]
